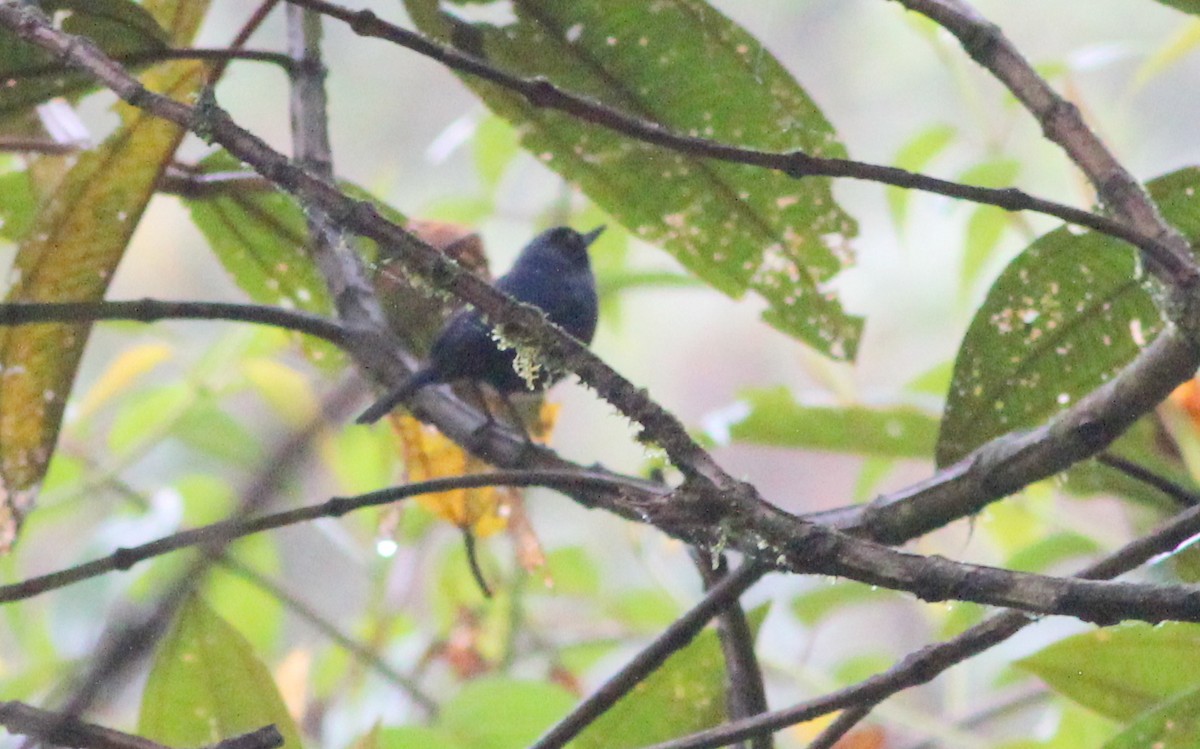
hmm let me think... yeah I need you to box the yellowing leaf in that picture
[395,415,507,537]
[75,342,173,420]
[0,57,205,550]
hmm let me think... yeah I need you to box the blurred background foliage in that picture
[2,1,1200,748]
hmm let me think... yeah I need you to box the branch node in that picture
[526,76,558,106]
[348,9,380,36]
[958,19,1003,65]
[112,547,138,571]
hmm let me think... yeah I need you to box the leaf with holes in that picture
[937,167,1200,466]
[404,0,861,360]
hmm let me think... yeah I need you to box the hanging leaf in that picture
[404,0,862,360]
[0,1,209,549]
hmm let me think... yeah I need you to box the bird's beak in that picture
[581,225,606,247]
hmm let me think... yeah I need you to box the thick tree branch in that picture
[0,701,283,749]
[641,497,1200,749]
[8,1,1200,629]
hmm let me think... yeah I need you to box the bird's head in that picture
[520,225,605,271]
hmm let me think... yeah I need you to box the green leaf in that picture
[1004,531,1101,573]
[171,400,262,465]
[0,0,169,119]
[1016,622,1200,721]
[185,151,334,316]
[792,581,895,626]
[322,424,397,496]
[573,622,730,748]
[404,0,862,360]
[439,678,574,749]
[608,589,682,631]
[542,546,600,597]
[375,725,463,749]
[1105,685,1200,749]
[474,114,521,189]
[107,383,190,455]
[206,540,284,654]
[139,597,303,749]
[724,386,939,459]
[888,124,956,230]
[184,151,405,368]
[0,170,37,241]
[1153,0,1200,14]
[937,167,1200,466]
[958,159,1021,293]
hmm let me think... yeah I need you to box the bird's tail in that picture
[355,368,440,425]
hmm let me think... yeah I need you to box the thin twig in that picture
[693,552,771,749]
[806,704,875,749]
[1097,452,1200,507]
[217,558,439,714]
[211,0,284,83]
[0,299,349,346]
[0,470,627,604]
[11,48,293,81]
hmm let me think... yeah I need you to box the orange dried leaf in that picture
[393,415,507,537]
[1170,379,1200,430]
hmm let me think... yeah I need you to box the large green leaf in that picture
[0,3,208,548]
[0,0,168,119]
[139,597,303,749]
[573,605,767,749]
[937,168,1200,466]
[723,386,939,459]
[404,0,861,360]
[439,678,575,749]
[1105,686,1200,749]
[1016,622,1200,721]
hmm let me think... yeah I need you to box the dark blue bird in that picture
[356,225,604,425]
